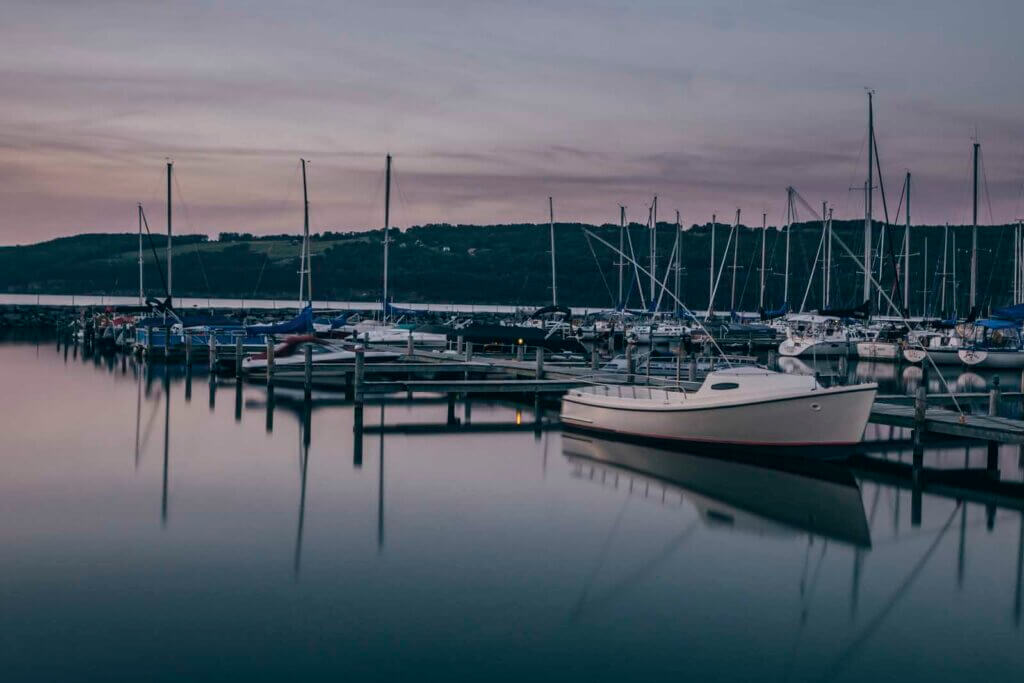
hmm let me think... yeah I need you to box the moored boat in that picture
[561,366,877,449]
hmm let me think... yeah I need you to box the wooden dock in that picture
[870,402,1024,444]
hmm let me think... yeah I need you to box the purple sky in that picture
[2,0,1023,244]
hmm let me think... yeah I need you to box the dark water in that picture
[1,337,1022,682]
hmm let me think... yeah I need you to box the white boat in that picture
[561,366,877,449]
[778,315,857,358]
[651,323,690,342]
[957,319,1024,368]
[241,335,399,371]
[358,325,448,347]
[902,330,963,365]
[854,325,902,361]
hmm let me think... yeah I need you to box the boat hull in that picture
[854,341,900,361]
[778,339,851,357]
[561,385,876,448]
[902,348,961,365]
[957,349,1024,368]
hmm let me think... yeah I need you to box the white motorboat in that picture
[358,325,449,347]
[778,315,857,358]
[561,366,877,449]
[241,335,399,371]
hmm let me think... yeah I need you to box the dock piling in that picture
[406,331,414,356]
[990,375,1001,417]
[465,341,474,362]
[184,334,192,367]
[265,336,275,385]
[689,353,697,382]
[516,344,525,361]
[354,347,365,404]
[208,334,217,372]
[914,365,928,450]
[625,343,634,383]
[456,335,464,355]
[235,337,243,378]
[304,343,313,399]
[592,347,599,371]
[535,347,545,379]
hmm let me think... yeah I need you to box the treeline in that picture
[0,221,1019,314]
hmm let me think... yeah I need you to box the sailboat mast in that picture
[650,196,657,305]
[826,208,834,307]
[300,158,311,308]
[674,210,682,311]
[923,234,928,315]
[138,204,144,305]
[759,212,766,308]
[618,206,625,309]
[382,154,391,319]
[904,172,911,313]
[970,141,979,308]
[709,213,716,314]
[864,90,874,303]
[166,161,173,308]
[784,188,792,305]
[549,196,557,306]
[822,202,828,307]
[730,208,740,311]
[941,223,948,313]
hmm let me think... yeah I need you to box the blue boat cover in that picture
[975,318,1018,330]
[245,306,313,334]
[992,303,1024,321]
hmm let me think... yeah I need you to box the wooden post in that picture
[689,352,697,382]
[406,330,414,356]
[456,335,464,355]
[516,343,525,362]
[235,337,243,378]
[465,341,474,362]
[675,344,682,383]
[184,334,193,367]
[914,365,928,450]
[265,336,275,385]
[208,333,217,372]
[304,343,313,397]
[592,346,599,371]
[989,375,1001,417]
[535,347,545,380]
[354,346,365,404]
[625,343,634,383]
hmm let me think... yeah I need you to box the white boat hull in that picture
[778,339,851,357]
[957,349,1024,368]
[854,341,900,361]
[561,384,876,448]
[902,348,961,365]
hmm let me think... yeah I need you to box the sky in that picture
[2,0,1023,244]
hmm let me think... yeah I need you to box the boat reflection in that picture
[562,433,871,547]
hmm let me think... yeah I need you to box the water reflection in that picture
[562,432,872,547]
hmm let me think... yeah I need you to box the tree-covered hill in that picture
[1,221,1019,315]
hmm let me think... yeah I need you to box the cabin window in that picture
[710,382,739,390]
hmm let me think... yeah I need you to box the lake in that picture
[0,335,1021,681]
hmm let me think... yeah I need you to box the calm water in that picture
[1,337,1022,682]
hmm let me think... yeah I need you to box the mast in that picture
[941,223,948,313]
[674,210,682,312]
[709,213,716,313]
[166,161,173,309]
[549,196,557,306]
[618,206,625,310]
[826,207,834,307]
[382,154,392,319]
[137,204,144,305]
[650,196,657,305]
[730,208,740,311]
[759,212,766,308]
[904,171,911,313]
[970,141,979,308]
[822,202,828,308]
[952,231,958,315]
[923,234,929,315]
[300,158,311,308]
[784,188,793,305]
[864,90,874,303]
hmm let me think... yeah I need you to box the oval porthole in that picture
[810,403,822,411]
[710,382,739,390]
